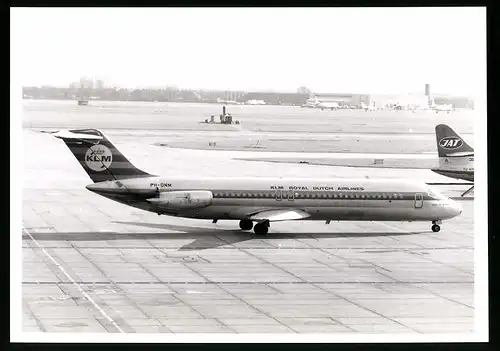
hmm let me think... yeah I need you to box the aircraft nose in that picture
[448,199,463,217]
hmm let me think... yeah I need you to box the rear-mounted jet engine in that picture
[147,190,213,209]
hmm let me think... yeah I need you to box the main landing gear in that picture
[432,220,441,232]
[253,221,269,235]
[239,220,253,231]
[239,220,269,235]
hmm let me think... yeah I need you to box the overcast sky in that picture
[11,7,485,96]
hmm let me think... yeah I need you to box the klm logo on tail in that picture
[439,137,463,150]
[85,145,113,171]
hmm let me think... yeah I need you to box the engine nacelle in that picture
[147,190,213,209]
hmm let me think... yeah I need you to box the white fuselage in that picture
[432,155,474,182]
[87,177,461,222]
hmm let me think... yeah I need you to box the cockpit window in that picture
[427,189,447,200]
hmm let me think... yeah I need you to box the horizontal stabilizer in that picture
[249,209,310,222]
[441,151,474,157]
[53,130,104,141]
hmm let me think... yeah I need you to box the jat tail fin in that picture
[53,129,153,183]
[435,124,474,157]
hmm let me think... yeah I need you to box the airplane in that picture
[245,99,266,105]
[361,102,376,111]
[429,98,453,113]
[216,98,241,105]
[50,128,462,235]
[428,124,474,197]
[236,124,474,197]
[317,101,340,111]
[301,97,320,108]
[433,104,453,113]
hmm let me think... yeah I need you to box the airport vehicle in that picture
[52,129,462,235]
[428,124,474,197]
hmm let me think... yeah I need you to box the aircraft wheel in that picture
[254,223,268,235]
[432,224,441,232]
[239,220,253,231]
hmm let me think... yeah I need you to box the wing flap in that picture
[249,209,311,222]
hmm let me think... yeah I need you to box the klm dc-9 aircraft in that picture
[52,129,462,235]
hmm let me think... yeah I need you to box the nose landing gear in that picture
[431,220,441,232]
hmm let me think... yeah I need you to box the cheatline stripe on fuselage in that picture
[211,191,431,201]
[92,188,435,201]
[151,190,434,201]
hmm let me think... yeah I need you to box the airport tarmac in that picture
[21,101,475,334]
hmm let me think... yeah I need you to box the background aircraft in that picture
[317,101,340,111]
[233,125,474,197]
[429,98,453,113]
[301,96,320,108]
[428,124,474,197]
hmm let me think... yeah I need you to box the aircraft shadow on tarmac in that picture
[23,221,429,251]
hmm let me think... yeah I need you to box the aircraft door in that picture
[288,190,295,201]
[275,190,282,201]
[414,193,424,208]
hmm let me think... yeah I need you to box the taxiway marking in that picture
[22,227,124,333]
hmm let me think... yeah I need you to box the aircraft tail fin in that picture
[53,129,153,183]
[435,124,474,157]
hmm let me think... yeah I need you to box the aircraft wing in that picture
[249,209,311,222]
[426,182,474,186]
